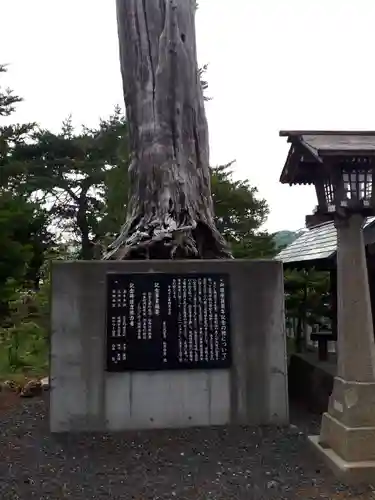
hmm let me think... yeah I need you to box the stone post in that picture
[309,213,375,482]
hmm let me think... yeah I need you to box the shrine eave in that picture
[279,130,375,185]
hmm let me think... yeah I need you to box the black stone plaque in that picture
[105,273,232,371]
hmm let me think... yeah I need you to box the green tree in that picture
[0,66,52,306]
[0,65,35,179]
[285,268,331,352]
[0,64,22,116]
[9,107,129,259]
[211,164,276,258]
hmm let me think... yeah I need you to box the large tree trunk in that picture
[105,0,232,260]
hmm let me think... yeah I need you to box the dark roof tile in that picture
[276,216,375,264]
[302,134,375,153]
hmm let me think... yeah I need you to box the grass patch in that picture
[0,322,48,381]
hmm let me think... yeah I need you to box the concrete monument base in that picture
[50,260,289,432]
[309,435,375,484]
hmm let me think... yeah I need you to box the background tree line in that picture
[0,65,280,376]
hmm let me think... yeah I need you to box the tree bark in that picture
[105,0,232,260]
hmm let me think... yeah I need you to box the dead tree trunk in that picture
[105,0,232,260]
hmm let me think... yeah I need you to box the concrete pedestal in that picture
[50,259,289,432]
[310,214,375,484]
[309,434,375,483]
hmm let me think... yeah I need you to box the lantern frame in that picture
[313,159,375,218]
[279,131,375,220]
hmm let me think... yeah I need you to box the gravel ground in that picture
[0,395,374,499]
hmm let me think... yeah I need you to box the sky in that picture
[2,0,375,232]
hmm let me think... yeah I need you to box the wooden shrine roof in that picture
[279,131,375,185]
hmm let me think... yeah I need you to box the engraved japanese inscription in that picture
[106,273,232,371]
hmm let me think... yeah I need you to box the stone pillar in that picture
[330,269,337,341]
[367,263,375,336]
[309,214,375,483]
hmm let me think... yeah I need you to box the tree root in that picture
[103,214,232,260]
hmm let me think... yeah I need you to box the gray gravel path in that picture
[0,396,374,499]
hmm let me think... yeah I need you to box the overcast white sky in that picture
[2,0,375,232]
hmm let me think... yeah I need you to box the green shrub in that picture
[0,280,49,376]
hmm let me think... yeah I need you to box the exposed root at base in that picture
[103,215,232,260]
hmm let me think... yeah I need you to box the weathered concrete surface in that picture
[50,260,288,432]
